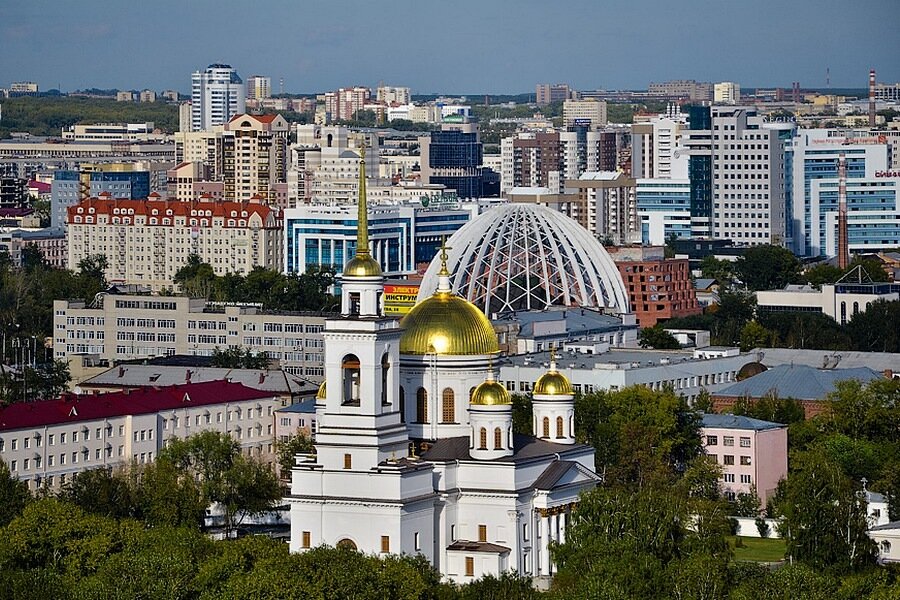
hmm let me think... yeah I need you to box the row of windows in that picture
[724,473,752,484]
[706,435,752,447]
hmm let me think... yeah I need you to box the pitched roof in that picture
[66,197,278,226]
[869,520,900,532]
[714,364,882,401]
[421,434,591,464]
[0,381,273,431]
[446,541,510,554]
[701,413,785,431]
[80,365,314,395]
[276,399,317,414]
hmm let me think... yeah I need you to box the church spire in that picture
[436,236,452,294]
[356,139,370,259]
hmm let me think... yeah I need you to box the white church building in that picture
[285,149,601,583]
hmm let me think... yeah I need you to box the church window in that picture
[343,453,352,469]
[416,388,428,423]
[469,386,476,401]
[341,355,361,406]
[556,416,564,438]
[478,524,487,542]
[337,538,357,550]
[542,417,550,438]
[381,536,390,553]
[441,388,455,423]
[302,531,311,548]
[414,532,421,551]
[494,427,502,449]
[348,292,361,316]
[399,387,405,423]
[479,428,487,450]
[451,524,456,541]
[381,354,391,406]
[465,557,474,577]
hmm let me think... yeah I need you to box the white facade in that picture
[563,99,607,128]
[714,82,741,104]
[191,64,246,132]
[377,86,411,105]
[756,282,900,324]
[246,75,272,100]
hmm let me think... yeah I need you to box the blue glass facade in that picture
[687,106,712,236]
[801,149,866,256]
[427,131,483,198]
[636,181,692,244]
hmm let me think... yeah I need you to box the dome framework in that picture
[418,204,630,316]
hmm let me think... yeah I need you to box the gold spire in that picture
[356,139,369,258]
[436,236,453,294]
[343,137,382,277]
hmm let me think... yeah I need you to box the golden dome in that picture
[533,371,572,396]
[399,291,499,355]
[344,254,382,278]
[470,379,511,406]
[316,381,326,401]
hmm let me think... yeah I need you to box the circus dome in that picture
[417,203,630,316]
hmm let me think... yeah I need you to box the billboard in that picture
[384,283,420,315]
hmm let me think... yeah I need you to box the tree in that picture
[699,255,734,285]
[773,450,876,574]
[734,244,801,291]
[739,320,776,352]
[275,431,314,478]
[731,394,805,425]
[510,393,533,435]
[60,467,135,519]
[210,346,270,369]
[802,263,843,288]
[0,458,30,526]
[159,431,280,533]
[638,325,680,349]
[846,299,900,353]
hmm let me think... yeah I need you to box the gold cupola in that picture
[343,140,382,278]
[532,346,572,396]
[315,380,327,401]
[399,239,499,355]
[470,368,511,406]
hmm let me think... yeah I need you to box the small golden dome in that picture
[399,292,499,355]
[344,254,382,278]
[471,379,511,406]
[316,381,326,401]
[533,371,573,396]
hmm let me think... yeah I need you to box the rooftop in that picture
[80,365,316,395]
[502,347,743,372]
[701,413,785,431]
[0,381,274,431]
[275,399,317,414]
[421,434,591,464]
[714,363,882,401]
[753,348,900,373]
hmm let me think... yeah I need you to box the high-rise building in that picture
[563,99,608,128]
[323,87,371,122]
[682,106,786,246]
[714,82,741,104]
[419,123,484,199]
[636,179,692,245]
[376,86,411,105]
[246,75,272,100]
[535,83,574,106]
[631,114,688,180]
[223,114,289,202]
[50,165,151,231]
[288,124,379,204]
[190,64,246,132]
[566,172,639,245]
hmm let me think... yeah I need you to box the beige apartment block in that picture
[66,196,283,289]
[53,295,327,380]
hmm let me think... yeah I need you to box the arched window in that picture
[381,353,390,406]
[479,427,487,450]
[853,301,859,315]
[882,540,892,554]
[494,427,502,449]
[840,301,847,324]
[337,538,357,550]
[542,417,550,438]
[556,416,564,438]
[416,388,428,423]
[341,355,360,406]
[441,388,455,423]
[399,387,405,423]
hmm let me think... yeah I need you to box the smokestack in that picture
[838,152,849,270]
[869,69,877,127]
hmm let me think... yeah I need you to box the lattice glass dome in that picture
[418,203,630,315]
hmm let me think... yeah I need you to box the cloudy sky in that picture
[1,0,897,94]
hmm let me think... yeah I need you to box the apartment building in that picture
[191,64,246,131]
[376,86,411,105]
[323,87,370,122]
[700,413,787,504]
[246,75,272,100]
[53,294,327,378]
[535,83,575,106]
[0,381,282,492]
[566,171,639,244]
[713,82,741,104]
[66,197,283,289]
[563,99,608,128]
[288,124,379,204]
[223,114,289,203]
[647,80,713,102]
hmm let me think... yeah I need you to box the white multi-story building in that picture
[562,99,607,128]
[566,171,639,244]
[631,116,688,180]
[223,114,289,202]
[53,294,327,378]
[287,124,379,204]
[246,75,272,100]
[191,64,246,132]
[0,381,282,492]
[66,197,283,289]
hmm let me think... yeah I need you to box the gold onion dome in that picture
[344,254,382,277]
[399,240,499,356]
[316,381,326,401]
[470,372,511,406]
[533,347,572,396]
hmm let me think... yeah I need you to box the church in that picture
[285,148,601,583]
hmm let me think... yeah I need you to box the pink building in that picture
[274,398,317,443]
[700,413,787,504]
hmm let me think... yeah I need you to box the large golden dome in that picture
[399,291,499,355]
[533,370,572,396]
[316,381,327,401]
[470,379,511,406]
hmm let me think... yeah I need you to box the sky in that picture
[1,0,898,95]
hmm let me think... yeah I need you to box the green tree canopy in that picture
[734,245,802,291]
[638,325,680,349]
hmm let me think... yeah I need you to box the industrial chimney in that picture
[869,69,877,127]
[838,152,849,270]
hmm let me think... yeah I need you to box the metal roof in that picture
[80,365,316,395]
[753,348,900,372]
[701,413,784,431]
[714,364,882,401]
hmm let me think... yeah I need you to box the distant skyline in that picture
[2,0,898,95]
